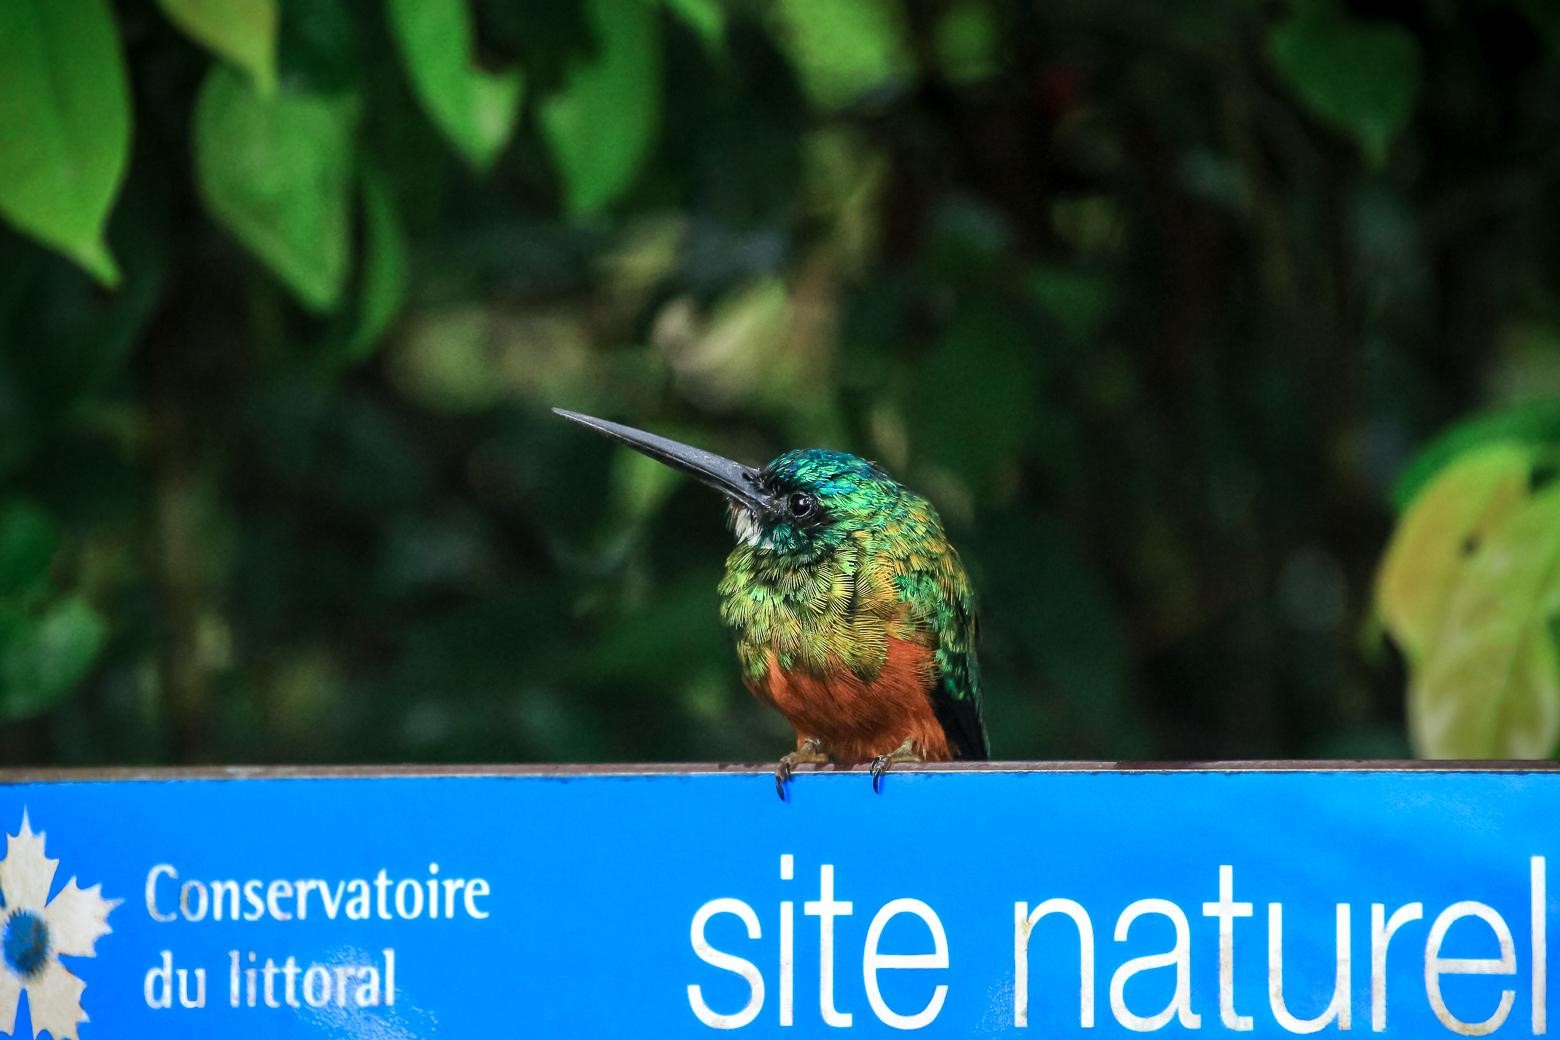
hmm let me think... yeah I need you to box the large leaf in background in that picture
[159,0,278,93]
[386,0,523,171]
[1393,401,1560,512]
[1376,445,1531,665]
[771,0,912,109]
[0,499,58,602]
[540,0,661,217]
[194,69,358,312]
[1409,486,1560,758]
[0,597,107,720]
[1269,7,1420,168]
[0,0,131,285]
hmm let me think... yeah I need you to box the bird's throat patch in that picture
[732,507,769,548]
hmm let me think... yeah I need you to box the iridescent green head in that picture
[551,410,900,560]
[737,449,898,558]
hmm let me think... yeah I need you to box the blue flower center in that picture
[3,910,49,978]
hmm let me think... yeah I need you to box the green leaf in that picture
[0,500,58,602]
[1409,486,1560,758]
[194,69,358,312]
[158,0,278,94]
[609,450,682,531]
[0,0,131,284]
[387,0,523,171]
[540,0,662,217]
[1377,445,1532,666]
[346,166,409,361]
[664,0,724,52]
[1268,9,1420,167]
[771,0,912,109]
[0,596,107,719]
[935,1,998,84]
[1394,402,1560,512]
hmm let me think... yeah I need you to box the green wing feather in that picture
[880,497,989,760]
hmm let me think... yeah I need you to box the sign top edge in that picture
[0,760,1556,783]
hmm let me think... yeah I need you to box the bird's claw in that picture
[868,741,921,794]
[775,739,828,801]
[869,755,890,794]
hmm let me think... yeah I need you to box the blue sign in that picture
[0,767,1556,1037]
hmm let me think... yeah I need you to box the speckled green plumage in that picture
[716,449,988,759]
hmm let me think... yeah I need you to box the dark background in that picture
[4,0,1558,766]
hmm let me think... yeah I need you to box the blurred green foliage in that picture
[0,0,1558,766]
[1376,408,1560,758]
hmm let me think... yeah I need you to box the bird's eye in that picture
[788,492,814,518]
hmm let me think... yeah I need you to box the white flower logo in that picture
[0,814,117,1040]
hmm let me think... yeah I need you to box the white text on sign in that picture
[688,855,1548,1034]
[139,862,491,1014]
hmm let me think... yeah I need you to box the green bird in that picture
[555,409,989,796]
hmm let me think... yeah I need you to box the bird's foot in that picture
[869,740,922,793]
[775,738,829,801]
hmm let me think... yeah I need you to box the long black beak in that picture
[553,409,774,514]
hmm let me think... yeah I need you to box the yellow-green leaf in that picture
[1377,445,1532,665]
[387,0,523,171]
[1410,485,1560,758]
[1393,401,1560,511]
[771,0,912,109]
[0,0,131,284]
[540,0,661,217]
[158,0,278,94]
[194,69,358,312]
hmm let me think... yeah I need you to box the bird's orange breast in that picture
[747,637,952,765]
